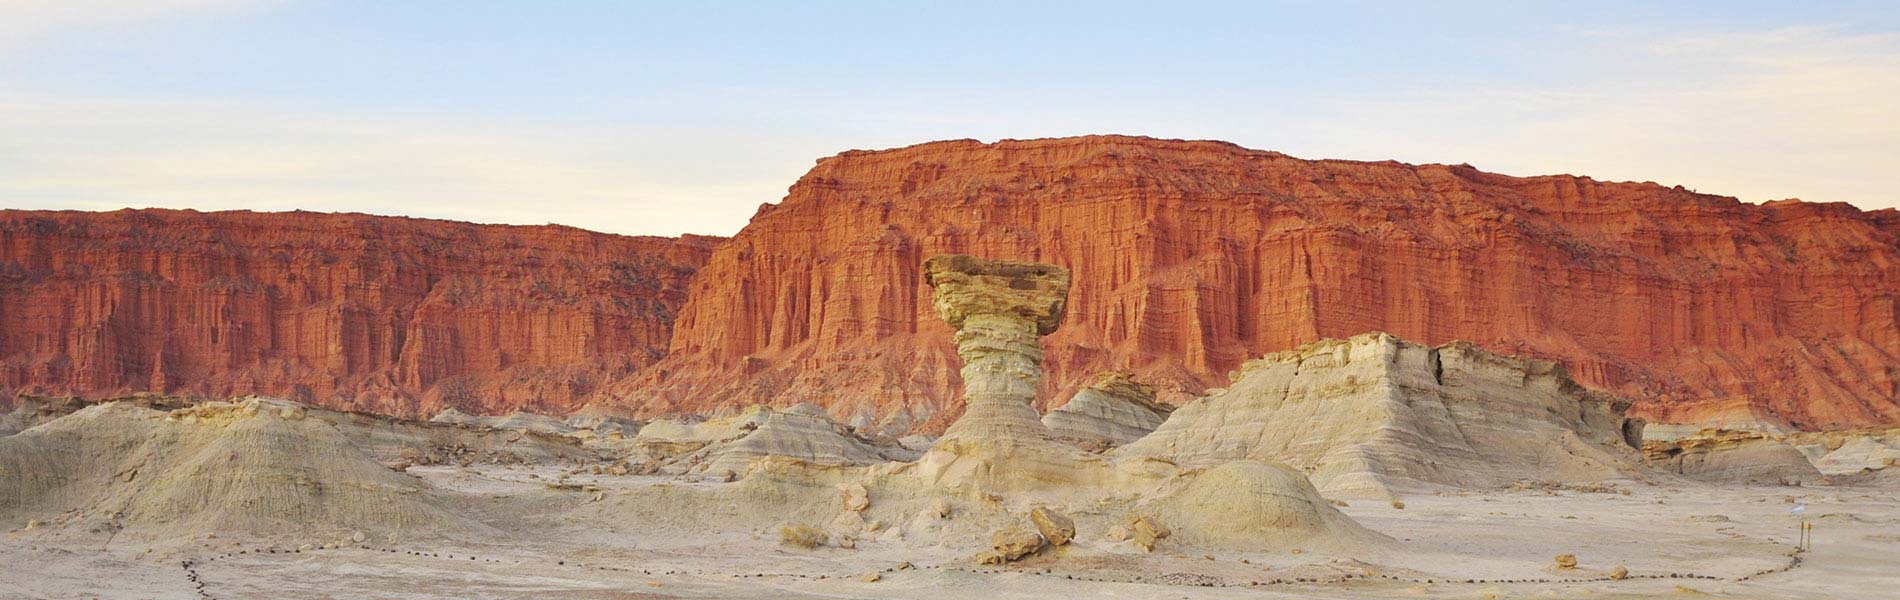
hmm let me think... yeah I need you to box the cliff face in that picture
[7,136,1898,432]
[0,209,720,417]
[627,135,1900,432]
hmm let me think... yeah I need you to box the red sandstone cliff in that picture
[617,135,1900,432]
[0,209,720,417]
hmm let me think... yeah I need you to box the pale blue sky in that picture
[2,1,1896,236]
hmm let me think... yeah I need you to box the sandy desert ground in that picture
[3,462,1896,600]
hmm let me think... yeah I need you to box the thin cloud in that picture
[0,0,274,51]
[1298,25,1900,211]
[0,96,788,236]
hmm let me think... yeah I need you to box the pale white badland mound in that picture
[1813,437,1900,475]
[564,406,643,438]
[488,411,576,435]
[1639,399,1796,442]
[428,407,486,426]
[1115,332,1646,498]
[627,408,772,465]
[1785,427,1900,475]
[1,394,190,436]
[0,395,88,436]
[430,408,576,436]
[1042,371,1171,450]
[1644,430,1826,484]
[0,398,465,539]
[676,403,907,478]
[1147,460,1387,552]
[333,405,598,467]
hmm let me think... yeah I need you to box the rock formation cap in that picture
[922,254,1071,335]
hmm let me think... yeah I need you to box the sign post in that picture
[1791,503,1810,551]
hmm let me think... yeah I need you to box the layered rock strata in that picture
[630,135,1900,431]
[1116,332,1646,497]
[1643,430,1826,484]
[0,209,720,418]
[685,404,902,477]
[0,398,472,537]
[1042,371,1170,450]
[910,255,1107,491]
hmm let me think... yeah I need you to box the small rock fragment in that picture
[1128,516,1170,552]
[992,527,1047,561]
[1555,553,1578,569]
[840,483,871,512]
[1610,566,1629,580]
[1029,507,1076,546]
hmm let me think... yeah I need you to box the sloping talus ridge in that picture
[0,209,721,417]
[623,135,1900,432]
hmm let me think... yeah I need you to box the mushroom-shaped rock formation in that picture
[924,254,1070,441]
[912,255,1111,491]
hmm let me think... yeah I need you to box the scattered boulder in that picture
[1128,516,1171,552]
[1029,507,1075,546]
[830,510,868,534]
[991,526,1047,562]
[1611,566,1629,580]
[1555,554,1578,569]
[840,483,870,512]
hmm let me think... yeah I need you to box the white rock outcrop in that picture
[1645,430,1826,484]
[686,404,898,477]
[1115,333,1646,497]
[1043,372,1171,450]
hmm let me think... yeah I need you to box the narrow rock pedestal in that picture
[913,254,1102,491]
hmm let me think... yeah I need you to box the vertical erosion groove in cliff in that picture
[0,209,721,417]
[630,135,1900,431]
